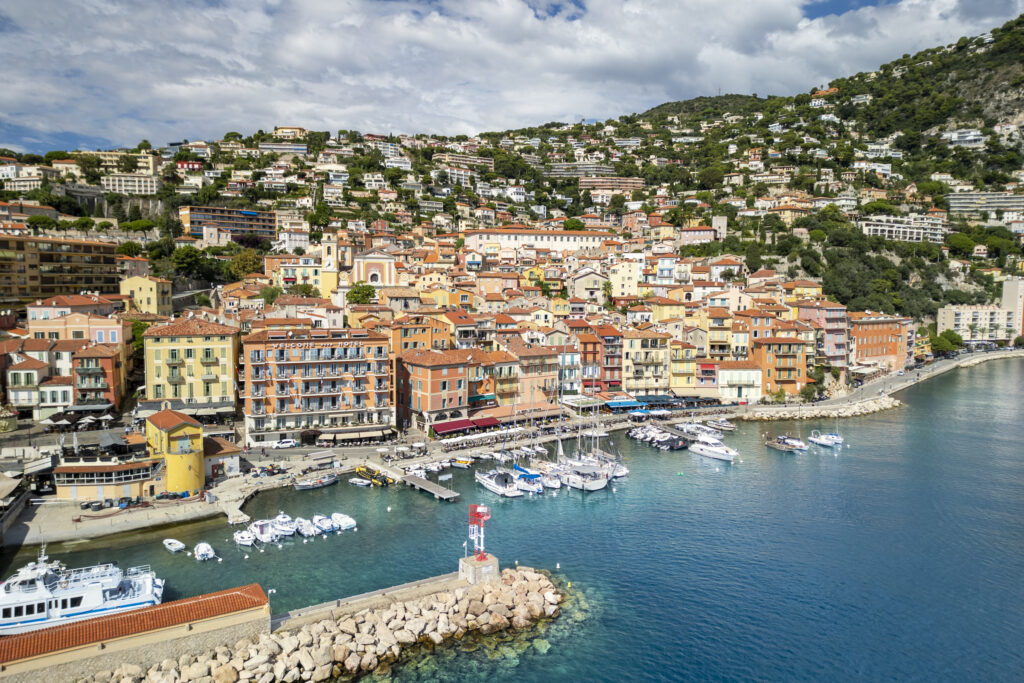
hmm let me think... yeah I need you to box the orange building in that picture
[241,328,392,447]
[72,343,124,411]
[394,348,484,433]
[848,311,913,371]
[751,337,811,397]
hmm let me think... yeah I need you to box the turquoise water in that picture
[4,359,1024,680]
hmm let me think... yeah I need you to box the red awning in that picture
[472,417,500,428]
[432,418,475,435]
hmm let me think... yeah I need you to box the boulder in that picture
[296,648,315,672]
[242,655,268,670]
[310,665,332,682]
[427,631,444,645]
[359,653,378,672]
[311,645,332,667]
[273,660,287,680]
[343,652,361,674]
[395,629,416,645]
[338,619,357,635]
[331,643,349,663]
[532,638,551,655]
[467,600,487,617]
[406,617,426,636]
[211,664,238,683]
[279,636,299,656]
[543,591,559,605]
[488,603,511,618]
[488,612,510,630]
[186,661,210,680]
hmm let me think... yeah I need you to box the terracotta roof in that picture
[144,319,239,337]
[147,409,201,431]
[74,343,119,359]
[0,584,267,664]
[40,375,75,386]
[718,360,760,370]
[21,339,54,352]
[204,436,241,457]
[53,459,158,474]
[28,294,114,308]
[9,357,48,371]
[398,348,482,367]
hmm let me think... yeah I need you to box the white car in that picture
[273,438,299,449]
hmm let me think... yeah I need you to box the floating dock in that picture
[402,473,460,501]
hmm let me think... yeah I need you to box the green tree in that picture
[116,241,143,257]
[745,241,762,272]
[195,293,212,307]
[128,205,143,222]
[800,384,817,402]
[563,218,585,230]
[607,194,626,213]
[259,286,283,305]
[26,215,56,231]
[947,232,975,257]
[117,155,139,173]
[1014,335,1024,347]
[171,246,206,278]
[346,281,376,305]
[287,283,319,297]
[130,321,150,354]
[229,249,263,281]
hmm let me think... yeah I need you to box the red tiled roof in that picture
[147,409,201,431]
[143,319,238,337]
[53,459,158,474]
[0,584,267,664]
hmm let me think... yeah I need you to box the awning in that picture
[469,394,497,402]
[471,417,500,428]
[69,403,113,412]
[606,400,642,409]
[636,395,677,405]
[432,418,475,435]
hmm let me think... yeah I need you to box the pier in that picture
[401,473,460,501]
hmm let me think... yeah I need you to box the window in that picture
[14,606,22,617]
[96,330,104,343]
[61,599,67,609]
[25,604,33,615]
[72,331,84,339]
[2,607,9,618]
[110,330,118,343]
[70,596,82,608]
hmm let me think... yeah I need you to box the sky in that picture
[0,0,1022,153]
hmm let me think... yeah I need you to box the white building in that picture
[858,213,948,244]
[937,305,1017,342]
[100,173,162,195]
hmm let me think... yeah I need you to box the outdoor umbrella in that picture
[79,415,97,424]
[55,419,72,426]
[39,417,55,425]
[99,414,115,421]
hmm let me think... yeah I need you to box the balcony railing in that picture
[200,356,220,365]
[166,358,184,366]
[167,375,185,385]
[76,366,104,375]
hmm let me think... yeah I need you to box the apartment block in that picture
[0,235,119,308]
[142,319,240,415]
[178,205,277,239]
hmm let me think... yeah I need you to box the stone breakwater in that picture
[82,567,563,683]
[738,396,901,421]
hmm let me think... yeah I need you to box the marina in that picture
[0,360,1022,681]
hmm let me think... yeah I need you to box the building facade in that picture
[142,319,240,415]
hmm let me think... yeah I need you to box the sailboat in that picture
[808,416,844,447]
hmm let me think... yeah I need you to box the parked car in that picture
[79,500,94,510]
[273,438,299,449]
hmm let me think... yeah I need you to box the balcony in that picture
[76,366,104,375]
[167,375,185,385]
[166,357,184,367]
[200,355,220,365]
[76,380,108,390]
[201,372,219,381]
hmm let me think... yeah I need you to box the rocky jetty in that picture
[739,396,901,421]
[78,567,563,683]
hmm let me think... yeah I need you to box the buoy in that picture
[387,506,392,512]
[556,563,560,570]
[277,543,283,549]
[259,548,265,553]
[303,539,307,544]
[515,560,519,565]
[677,472,684,476]
[244,555,249,560]
[217,558,223,563]
[567,582,571,588]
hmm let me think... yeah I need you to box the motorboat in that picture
[331,513,357,530]
[475,469,524,497]
[233,529,256,547]
[676,422,723,440]
[532,445,547,455]
[765,435,803,452]
[452,458,472,469]
[312,515,335,533]
[780,435,809,451]
[248,519,279,544]
[706,417,737,432]
[193,543,216,561]
[808,430,844,447]
[689,435,738,463]
[295,518,318,537]
[355,466,395,486]
[162,538,186,554]
[405,467,428,479]
[272,512,297,536]
[0,549,164,635]
[348,477,372,487]
[293,473,339,491]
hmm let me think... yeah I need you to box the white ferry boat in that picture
[0,549,164,635]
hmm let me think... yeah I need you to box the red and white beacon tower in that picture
[460,504,499,584]
[468,504,490,560]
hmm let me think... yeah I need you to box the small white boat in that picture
[295,518,317,537]
[249,519,278,544]
[808,430,844,447]
[193,542,216,561]
[781,435,809,451]
[690,435,738,463]
[312,514,335,533]
[348,477,372,487]
[475,469,523,497]
[331,513,357,530]
[233,529,256,547]
[163,538,186,554]
[707,417,737,432]
[272,512,297,536]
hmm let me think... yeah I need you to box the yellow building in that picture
[647,296,689,323]
[609,261,641,298]
[121,275,173,316]
[782,280,823,304]
[520,266,544,287]
[146,409,204,494]
[142,318,239,413]
[622,328,672,397]
[546,297,570,320]
[670,341,697,395]
[694,307,734,360]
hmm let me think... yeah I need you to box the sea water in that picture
[3,358,1023,681]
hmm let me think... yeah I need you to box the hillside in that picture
[643,14,1024,136]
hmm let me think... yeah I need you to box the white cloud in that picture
[0,0,1020,148]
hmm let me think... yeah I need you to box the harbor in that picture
[0,358,1022,680]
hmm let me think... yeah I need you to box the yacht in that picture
[475,469,524,497]
[162,538,186,554]
[295,517,318,537]
[558,465,610,492]
[510,466,544,494]
[780,435,809,451]
[312,515,335,533]
[331,513,357,530]
[272,512,297,536]
[248,519,279,544]
[808,430,844,448]
[233,529,256,547]
[193,543,216,561]
[676,422,723,440]
[348,477,373,487]
[0,550,164,635]
[689,435,738,463]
